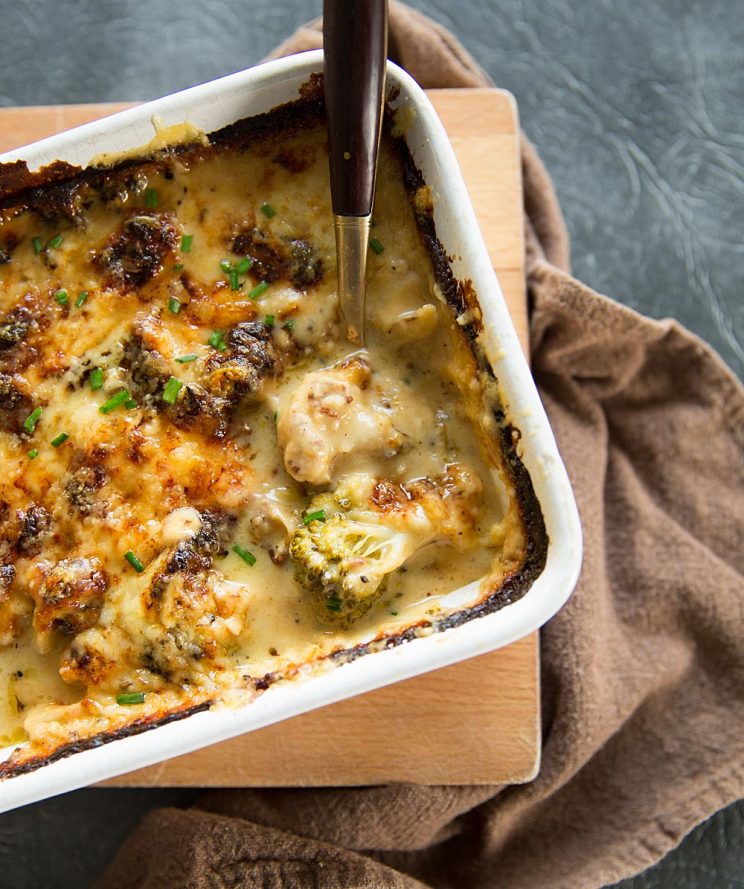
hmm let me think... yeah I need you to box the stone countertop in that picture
[0,1,741,886]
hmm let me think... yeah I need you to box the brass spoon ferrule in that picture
[334,214,371,346]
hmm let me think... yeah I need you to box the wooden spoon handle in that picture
[324,0,388,218]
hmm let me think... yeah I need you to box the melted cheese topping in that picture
[0,115,528,761]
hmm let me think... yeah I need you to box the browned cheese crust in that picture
[0,82,546,777]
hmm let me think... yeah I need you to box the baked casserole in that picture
[0,80,547,776]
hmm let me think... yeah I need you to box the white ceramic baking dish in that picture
[0,50,582,812]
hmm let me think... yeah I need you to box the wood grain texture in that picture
[0,89,539,786]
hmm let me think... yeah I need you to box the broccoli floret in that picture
[289,514,413,626]
[289,466,483,628]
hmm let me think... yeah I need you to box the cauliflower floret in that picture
[290,465,482,627]
[277,355,401,485]
[246,489,298,564]
[0,564,30,646]
[27,558,108,653]
[378,304,439,344]
[60,513,249,689]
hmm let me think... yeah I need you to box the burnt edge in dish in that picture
[0,75,547,778]
[0,700,212,779]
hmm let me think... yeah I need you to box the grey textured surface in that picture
[0,0,741,887]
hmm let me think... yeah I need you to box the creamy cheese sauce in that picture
[0,115,527,759]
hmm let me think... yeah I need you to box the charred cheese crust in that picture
[0,89,547,774]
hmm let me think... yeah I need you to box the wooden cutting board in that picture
[0,89,539,786]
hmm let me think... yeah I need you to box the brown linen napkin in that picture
[99,4,744,888]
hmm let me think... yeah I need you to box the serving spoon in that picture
[324,0,388,345]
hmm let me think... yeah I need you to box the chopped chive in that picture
[124,550,145,573]
[272,411,278,422]
[23,407,42,434]
[31,236,43,255]
[172,262,184,271]
[220,258,233,273]
[145,187,158,208]
[175,353,198,364]
[228,268,240,291]
[99,389,130,414]
[283,319,294,331]
[28,448,39,460]
[248,281,268,300]
[75,290,89,308]
[369,237,385,255]
[124,397,138,409]
[168,296,181,315]
[47,234,64,249]
[116,691,145,705]
[54,289,68,306]
[236,256,252,275]
[51,432,69,447]
[162,376,183,405]
[232,544,256,566]
[260,202,275,219]
[264,314,275,327]
[208,330,227,351]
[326,595,342,613]
[180,234,193,252]
[303,508,326,525]
[89,367,104,391]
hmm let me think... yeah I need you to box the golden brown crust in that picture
[0,82,547,779]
